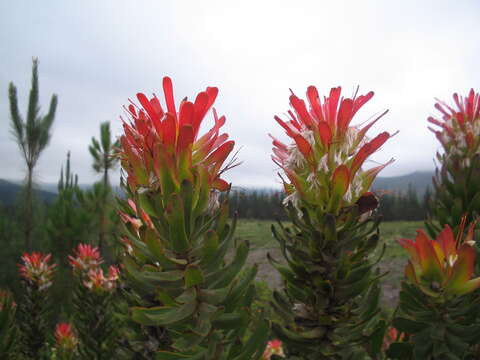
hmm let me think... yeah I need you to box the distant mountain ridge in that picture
[372,171,433,197]
[0,179,57,206]
[0,171,435,205]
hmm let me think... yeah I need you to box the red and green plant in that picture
[262,339,285,359]
[426,89,480,237]
[17,252,56,358]
[69,243,121,359]
[53,322,78,360]
[269,85,395,359]
[389,220,480,359]
[117,77,269,359]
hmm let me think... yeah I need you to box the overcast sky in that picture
[1,1,479,188]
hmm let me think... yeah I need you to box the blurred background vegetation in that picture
[0,59,430,317]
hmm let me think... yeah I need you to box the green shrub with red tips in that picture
[389,221,480,359]
[269,85,393,359]
[117,77,269,359]
[69,243,121,359]
[425,90,480,238]
[52,323,78,360]
[399,222,480,297]
[17,252,56,358]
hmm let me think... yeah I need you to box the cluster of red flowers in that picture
[68,244,102,272]
[428,89,480,157]
[272,86,395,212]
[69,244,120,292]
[18,252,56,291]
[55,322,78,351]
[262,339,284,359]
[399,219,480,297]
[118,76,235,198]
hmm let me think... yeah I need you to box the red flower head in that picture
[399,219,480,297]
[382,327,405,351]
[118,77,236,201]
[55,323,78,350]
[68,244,103,272]
[83,266,120,293]
[262,339,285,359]
[428,89,480,158]
[272,86,394,213]
[18,252,56,291]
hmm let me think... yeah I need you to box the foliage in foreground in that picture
[2,68,480,360]
[268,86,394,359]
[117,77,268,359]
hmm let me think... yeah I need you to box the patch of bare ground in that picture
[246,245,407,310]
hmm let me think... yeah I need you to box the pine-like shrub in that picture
[117,77,269,359]
[269,86,395,359]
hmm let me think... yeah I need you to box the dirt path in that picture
[246,245,406,309]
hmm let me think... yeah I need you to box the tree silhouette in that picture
[8,58,57,251]
[88,121,119,256]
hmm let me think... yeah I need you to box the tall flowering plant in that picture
[426,89,480,238]
[17,252,56,358]
[390,220,480,359]
[117,77,268,359]
[269,86,394,359]
[52,323,78,360]
[69,244,121,359]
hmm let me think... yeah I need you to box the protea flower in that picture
[83,266,120,292]
[399,221,480,297]
[118,76,236,201]
[262,339,285,359]
[68,244,102,272]
[270,85,393,358]
[428,89,480,158]
[272,86,394,214]
[424,89,480,239]
[55,323,78,350]
[118,78,268,358]
[18,252,56,291]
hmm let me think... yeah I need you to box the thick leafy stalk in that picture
[270,85,394,359]
[68,244,122,359]
[117,77,269,359]
[17,252,56,359]
[271,204,385,359]
[425,90,480,243]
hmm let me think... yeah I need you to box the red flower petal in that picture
[293,134,313,160]
[318,121,332,148]
[337,98,353,136]
[306,85,324,122]
[177,124,194,154]
[351,132,390,174]
[162,113,177,147]
[437,225,456,261]
[327,87,342,127]
[162,77,177,119]
[351,91,374,116]
[331,165,350,198]
[290,94,313,127]
[179,101,195,127]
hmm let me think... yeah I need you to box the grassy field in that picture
[235,219,424,308]
[236,218,422,254]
